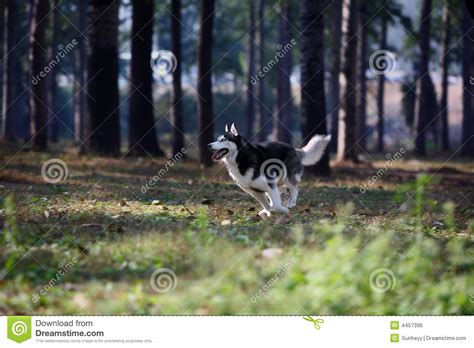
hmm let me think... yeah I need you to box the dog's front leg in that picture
[242,187,272,218]
[266,187,289,214]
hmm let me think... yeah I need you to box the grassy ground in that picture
[0,148,473,315]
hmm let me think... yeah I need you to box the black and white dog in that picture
[208,124,331,218]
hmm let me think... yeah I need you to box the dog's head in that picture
[208,123,242,161]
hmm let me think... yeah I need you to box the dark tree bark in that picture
[439,4,450,152]
[197,0,215,166]
[461,1,474,156]
[0,0,4,128]
[29,0,50,150]
[87,0,120,155]
[337,0,359,162]
[328,0,343,152]
[2,0,20,141]
[275,2,292,144]
[376,15,387,153]
[246,0,256,138]
[128,0,163,156]
[300,0,330,175]
[170,0,185,155]
[255,0,272,142]
[415,0,432,156]
[74,0,87,152]
[356,0,368,151]
[47,0,60,143]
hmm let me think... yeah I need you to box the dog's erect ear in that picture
[230,123,239,136]
[225,124,229,132]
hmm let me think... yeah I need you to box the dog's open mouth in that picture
[211,149,229,160]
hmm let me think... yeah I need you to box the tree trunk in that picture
[337,0,358,162]
[356,0,368,151]
[2,0,19,141]
[415,0,432,156]
[87,0,120,155]
[197,0,215,166]
[29,0,50,150]
[48,0,60,143]
[376,15,387,153]
[439,4,450,152]
[128,0,163,156]
[246,0,256,138]
[461,1,474,156]
[328,0,343,152]
[300,0,330,175]
[255,0,271,142]
[170,0,185,155]
[275,2,292,144]
[74,0,87,152]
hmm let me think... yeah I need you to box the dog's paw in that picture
[258,209,271,218]
[288,201,296,208]
[274,206,289,214]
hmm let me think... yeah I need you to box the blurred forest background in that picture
[1,0,473,168]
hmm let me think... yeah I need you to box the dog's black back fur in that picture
[222,132,303,185]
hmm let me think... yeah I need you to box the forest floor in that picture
[0,146,473,315]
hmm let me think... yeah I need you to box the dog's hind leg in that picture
[287,184,298,208]
[266,187,289,214]
[285,174,301,209]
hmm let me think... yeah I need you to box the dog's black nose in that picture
[207,144,213,151]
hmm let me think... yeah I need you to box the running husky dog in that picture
[208,123,331,218]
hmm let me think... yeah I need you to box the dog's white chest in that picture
[223,159,256,189]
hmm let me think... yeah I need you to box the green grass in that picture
[0,150,473,315]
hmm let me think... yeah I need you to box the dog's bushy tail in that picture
[297,134,331,166]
